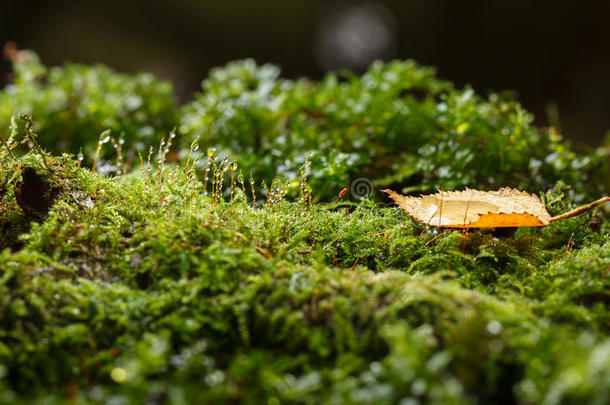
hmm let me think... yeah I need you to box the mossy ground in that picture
[0,51,610,404]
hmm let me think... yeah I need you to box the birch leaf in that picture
[382,187,552,228]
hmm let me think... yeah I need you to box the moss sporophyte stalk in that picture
[0,48,610,404]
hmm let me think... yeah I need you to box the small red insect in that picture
[339,188,349,198]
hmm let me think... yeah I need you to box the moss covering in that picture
[0,51,610,404]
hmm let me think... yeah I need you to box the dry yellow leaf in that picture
[382,187,609,228]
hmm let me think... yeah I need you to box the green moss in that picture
[0,50,177,163]
[0,53,610,404]
[180,60,610,201]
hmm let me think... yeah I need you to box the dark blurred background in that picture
[2,0,610,145]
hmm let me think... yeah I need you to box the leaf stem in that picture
[549,196,610,223]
